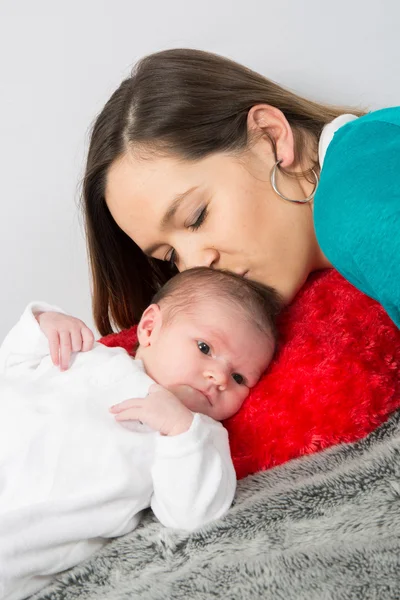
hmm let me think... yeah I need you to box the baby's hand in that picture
[35,311,95,370]
[110,384,194,436]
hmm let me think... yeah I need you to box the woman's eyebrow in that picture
[160,186,198,230]
[143,186,199,255]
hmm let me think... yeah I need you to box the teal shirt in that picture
[314,107,400,327]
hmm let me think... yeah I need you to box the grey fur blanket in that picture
[33,410,400,600]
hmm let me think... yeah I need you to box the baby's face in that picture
[137,300,275,421]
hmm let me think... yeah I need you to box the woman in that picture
[83,48,399,335]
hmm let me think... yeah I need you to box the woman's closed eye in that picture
[164,206,209,266]
[165,248,177,267]
[188,206,208,231]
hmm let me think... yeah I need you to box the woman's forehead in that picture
[105,153,186,243]
[105,150,247,251]
[106,152,180,211]
[105,152,216,246]
[106,150,239,211]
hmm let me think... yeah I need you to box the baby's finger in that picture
[109,398,143,413]
[70,327,83,353]
[59,331,72,371]
[48,330,60,366]
[148,383,164,394]
[114,407,142,422]
[81,327,95,352]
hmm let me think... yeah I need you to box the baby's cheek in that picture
[239,385,250,402]
[235,386,250,410]
[224,387,249,419]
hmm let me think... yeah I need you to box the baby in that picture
[0,267,280,600]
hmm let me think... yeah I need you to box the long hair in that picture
[82,48,365,334]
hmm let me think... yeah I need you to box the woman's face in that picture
[105,142,325,303]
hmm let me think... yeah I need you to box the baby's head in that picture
[135,268,281,421]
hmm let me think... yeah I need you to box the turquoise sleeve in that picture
[314,108,400,327]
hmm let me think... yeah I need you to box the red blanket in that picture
[100,270,400,479]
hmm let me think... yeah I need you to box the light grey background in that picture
[0,0,399,339]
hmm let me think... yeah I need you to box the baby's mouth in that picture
[168,384,213,406]
[198,389,214,406]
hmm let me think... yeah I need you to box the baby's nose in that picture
[204,366,229,390]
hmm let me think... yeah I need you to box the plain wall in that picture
[1,0,399,339]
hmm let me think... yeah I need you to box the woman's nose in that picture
[180,247,220,271]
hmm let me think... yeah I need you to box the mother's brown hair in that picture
[82,48,365,335]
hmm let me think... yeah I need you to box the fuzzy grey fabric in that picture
[32,410,400,600]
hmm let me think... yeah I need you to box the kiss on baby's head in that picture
[134,267,282,421]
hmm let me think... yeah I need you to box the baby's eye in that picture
[232,373,245,385]
[197,341,211,355]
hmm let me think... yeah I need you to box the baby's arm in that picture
[110,384,237,530]
[0,302,94,375]
[150,414,236,531]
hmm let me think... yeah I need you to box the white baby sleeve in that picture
[150,413,236,531]
[0,302,65,375]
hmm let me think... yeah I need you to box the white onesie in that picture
[0,303,236,600]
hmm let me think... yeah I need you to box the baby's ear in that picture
[137,304,162,347]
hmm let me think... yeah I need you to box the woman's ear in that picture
[247,104,295,169]
[137,304,162,347]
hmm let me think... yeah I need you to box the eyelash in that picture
[189,206,208,231]
[232,373,246,385]
[165,206,208,266]
[197,341,247,386]
[166,249,176,268]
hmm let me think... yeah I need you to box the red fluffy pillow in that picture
[100,270,400,480]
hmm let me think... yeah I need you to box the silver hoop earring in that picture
[270,160,319,204]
